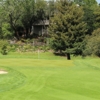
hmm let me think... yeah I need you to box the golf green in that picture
[0,53,100,100]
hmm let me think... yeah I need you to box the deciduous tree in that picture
[84,28,100,57]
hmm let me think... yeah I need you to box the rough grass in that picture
[0,52,100,100]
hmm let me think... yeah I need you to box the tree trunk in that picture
[66,53,71,60]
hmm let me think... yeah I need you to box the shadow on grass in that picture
[53,52,65,56]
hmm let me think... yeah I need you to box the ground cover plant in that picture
[0,52,100,100]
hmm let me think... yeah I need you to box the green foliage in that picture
[38,37,46,43]
[74,0,97,6]
[74,0,98,35]
[47,0,55,18]
[0,40,9,55]
[1,23,13,39]
[1,45,8,55]
[0,0,24,26]
[21,0,35,27]
[22,44,33,52]
[8,44,18,52]
[2,0,98,57]
[49,0,87,56]
[93,6,100,29]
[39,45,50,52]
[0,40,8,49]
[83,6,95,35]
[0,27,2,37]
[84,28,100,57]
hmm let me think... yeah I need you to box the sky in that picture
[97,0,100,3]
[46,0,100,4]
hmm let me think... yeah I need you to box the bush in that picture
[0,40,9,55]
[1,45,8,55]
[0,40,8,48]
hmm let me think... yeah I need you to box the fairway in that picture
[0,53,100,100]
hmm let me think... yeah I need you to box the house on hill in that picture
[32,19,49,37]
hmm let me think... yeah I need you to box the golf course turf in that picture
[0,52,100,100]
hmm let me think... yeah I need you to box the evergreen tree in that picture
[48,0,87,60]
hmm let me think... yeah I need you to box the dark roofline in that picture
[33,20,49,25]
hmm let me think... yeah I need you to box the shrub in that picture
[1,45,8,55]
[0,40,8,48]
[0,40,9,55]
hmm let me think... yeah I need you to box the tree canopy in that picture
[0,0,100,57]
[48,0,87,59]
[84,28,100,57]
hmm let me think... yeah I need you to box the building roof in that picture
[33,20,49,26]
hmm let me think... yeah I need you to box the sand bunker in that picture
[0,70,8,74]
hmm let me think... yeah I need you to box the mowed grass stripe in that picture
[0,66,26,92]
[0,59,73,67]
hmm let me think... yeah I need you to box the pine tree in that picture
[48,0,87,60]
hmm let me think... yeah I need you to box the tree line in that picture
[0,0,54,39]
[0,0,100,59]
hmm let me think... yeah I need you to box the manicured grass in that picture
[0,52,100,100]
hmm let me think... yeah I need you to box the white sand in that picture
[0,70,8,74]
